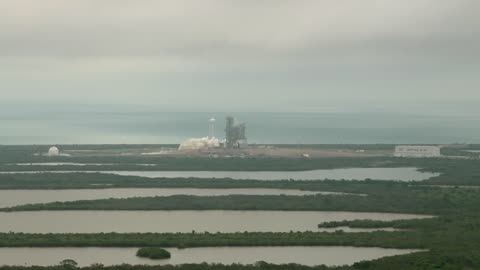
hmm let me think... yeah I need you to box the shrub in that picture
[136,247,171,260]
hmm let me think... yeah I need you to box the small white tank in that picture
[48,146,60,156]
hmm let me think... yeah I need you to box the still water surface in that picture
[0,188,342,208]
[0,167,439,181]
[0,210,432,233]
[11,163,157,166]
[107,168,438,181]
[0,246,423,267]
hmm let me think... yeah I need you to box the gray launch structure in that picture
[225,116,248,148]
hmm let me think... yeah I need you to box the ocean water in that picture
[1,109,479,145]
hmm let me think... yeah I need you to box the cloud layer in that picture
[0,0,479,110]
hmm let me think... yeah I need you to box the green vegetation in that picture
[1,145,393,171]
[1,180,480,269]
[0,156,385,172]
[0,144,451,172]
[2,145,480,269]
[1,256,480,270]
[0,156,479,191]
[0,211,478,269]
[59,260,78,268]
[0,173,382,191]
[2,154,480,188]
[3,183,478,215]
[0,144,478,173]
[318,220,413,229]
[0,227,443,249]
[136,247,171,260]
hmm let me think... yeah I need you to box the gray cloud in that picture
[0,0,479,110]
[1,1,478,57]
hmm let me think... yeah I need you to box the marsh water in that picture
[0,210,432,233]
[0,188,343,208]
[0,246,423,267]
[0,167,439,181]
[106,167,438,181]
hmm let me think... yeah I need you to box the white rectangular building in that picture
[394,145,441,158]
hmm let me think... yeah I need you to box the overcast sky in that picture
[1,0,479,112]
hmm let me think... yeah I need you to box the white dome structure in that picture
[48,146,60,156]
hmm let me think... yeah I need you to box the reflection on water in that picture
[0,188,348,208]
[0,167,439,181]
[0,210,432,233]
[0,247,423,267]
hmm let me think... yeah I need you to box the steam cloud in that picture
[178,137,220,151]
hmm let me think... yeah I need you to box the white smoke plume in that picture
[178,137,220,151]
